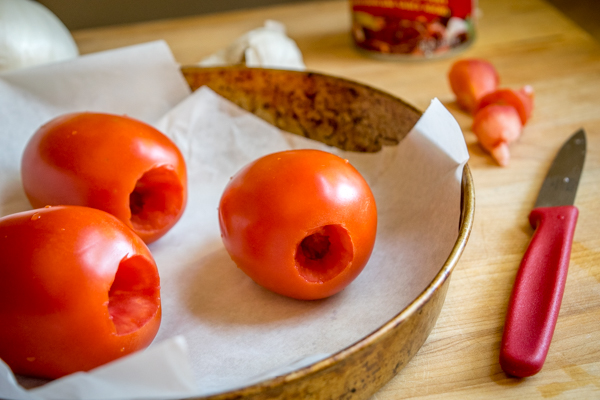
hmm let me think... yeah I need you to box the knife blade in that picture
[499,129,586,378]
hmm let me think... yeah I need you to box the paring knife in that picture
[499,129,587,378]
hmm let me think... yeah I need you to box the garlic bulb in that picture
[198,20,305,70]
[0,0,79,72]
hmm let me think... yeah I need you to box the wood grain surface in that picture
[71,0,600,398]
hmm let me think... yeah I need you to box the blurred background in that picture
[35,0,325,30]
[34,0,600,42]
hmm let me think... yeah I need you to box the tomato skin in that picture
[472,104,523,167]
[0,206,161,379]
[475,86,535,125]
[218,150,377,300]
[448,58,500,113]
[21,112,187,244]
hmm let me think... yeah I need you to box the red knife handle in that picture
[499,205,578,377]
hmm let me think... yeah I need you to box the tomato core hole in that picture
[129,166,184,235]
[108,255,160,336]
[295,225,353,283]
[300,233,331,260]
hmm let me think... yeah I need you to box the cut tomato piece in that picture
[472,105,523,167]
[476,85,534,125]
[448,58,500,113]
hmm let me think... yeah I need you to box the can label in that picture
[350,0,475,58]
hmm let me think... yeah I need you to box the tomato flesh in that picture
[295,224,354,283]
[129,165,184,236]
[108,255,161,336]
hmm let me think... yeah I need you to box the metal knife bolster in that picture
[499,205,579,377]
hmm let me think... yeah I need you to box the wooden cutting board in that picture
[72,0,600,397]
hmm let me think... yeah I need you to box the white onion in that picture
[0,0,79,72]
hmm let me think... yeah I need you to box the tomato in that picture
[472,104,523,167]
[475,85,535,125]
[0,206,161,379]
[21,112,187,244]
[448,58,500,113]
[218,149,377,300]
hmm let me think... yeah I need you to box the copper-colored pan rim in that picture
[182,65,423,117]
[181,65,423,153]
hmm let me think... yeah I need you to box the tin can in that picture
[350,0,476,59]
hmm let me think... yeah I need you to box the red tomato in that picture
[21,112,187,244]
[0,206,161,379]
[218,149,377,300]
[448,58,500,113]
[472,104,523,167]
[475,85,535,125]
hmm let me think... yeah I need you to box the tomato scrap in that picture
[0,206,161,379]
[476,86,534,125]
[448,58,500,113]
[472,105,523,167]
[448,58,535,166]
[21,112,187,244]
[218,149,377,300]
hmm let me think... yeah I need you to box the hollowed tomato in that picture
[218,149,377,300]
[21,112,187,244]
[0,206,161,379]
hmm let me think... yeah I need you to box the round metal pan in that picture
[180,66,475,400]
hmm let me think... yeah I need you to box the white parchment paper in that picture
[0,41,468,400]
